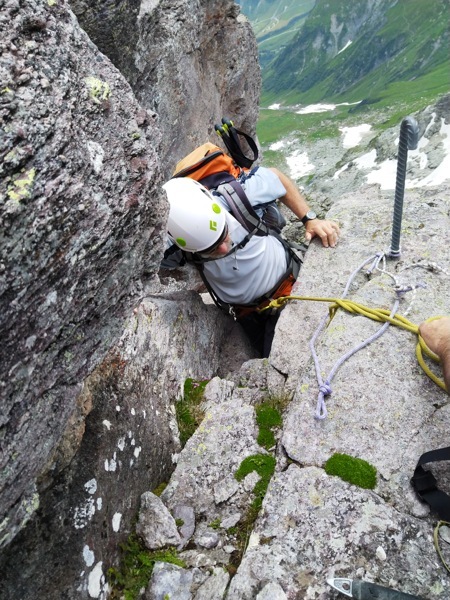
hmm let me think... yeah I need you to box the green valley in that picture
[238,0,316,67]
[238,0,449,149]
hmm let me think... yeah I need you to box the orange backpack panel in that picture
[172,142,242,184]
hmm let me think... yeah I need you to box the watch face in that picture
[302,210,317,223]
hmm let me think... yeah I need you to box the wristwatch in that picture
[301,210,317,225]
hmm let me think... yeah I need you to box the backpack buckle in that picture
[229,306,237,320]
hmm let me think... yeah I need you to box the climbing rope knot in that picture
[319,383,332,396]
[394,282,427,297]
[366,251,385,275]
[314,382,333,420]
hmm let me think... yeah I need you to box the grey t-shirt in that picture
[162,167,289,305]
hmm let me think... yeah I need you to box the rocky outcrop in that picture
[0,288,256,599]
[129,106,450,598]
[0,0,260,597]
[72,0,261,169]
[1,0,163,552]
[2,0,448,598]
[136,180,450,599]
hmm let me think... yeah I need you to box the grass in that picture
[256,0,448,151]
[242,0,315,39]
[108,534,186,600]
[152,482,167,497]
[174,378,209,447]
[256,85,448,170]
[226,392,291,574]
[255,403,282,450]
[324,453,377,489]
[257,106,346,146]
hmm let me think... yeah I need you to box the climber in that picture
[161,166,340,357]
[419,316,450,392]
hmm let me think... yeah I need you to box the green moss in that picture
[108,534,185,600]
[255,403,282,450]
[228,454,277,575]
[235,454,276,513]
[324,453,377,490]
[175,378,208,447]
[254,393,291,451]
[208,518,221,530]
[226,395,291,574]
[152,482,167,497]
[175,518,184,527]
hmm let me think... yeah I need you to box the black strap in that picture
[163,243,187,266]
[411,446,450,521]
[217,125,258,169]
[192,261,237,316]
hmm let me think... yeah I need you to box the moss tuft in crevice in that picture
[254,391,291,450]
[175,378,208,447]
[235,454,277,513]
[324,452,377,489]
[255,403,282,449]
[226,453,277,575]
[108,534,185,600]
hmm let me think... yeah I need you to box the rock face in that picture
[1,0,163,553]
[2,0,448,599]
[72,0,261,169]
[0,289,256,599]
[0,0,260,598]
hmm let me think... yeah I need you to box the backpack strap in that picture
[217,181,270,237]
[163,243,187,266]
[411,446,450,521]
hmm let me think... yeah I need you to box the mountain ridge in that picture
[238,0,316,67]
[260,0,449,109]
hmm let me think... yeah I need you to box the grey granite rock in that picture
[137,492,181,550]
[0,0,164,550]
[145,561,193,600]
[228,465,448,599]
[73,0,261,172]
[173,504,196,549]
[256,581,288,600]
[0,0,260,595]
[193,566,230,600]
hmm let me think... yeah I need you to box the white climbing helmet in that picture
[163,178,227,253]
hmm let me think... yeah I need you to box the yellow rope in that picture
[434,521,450,574]
[260,295,447,392]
